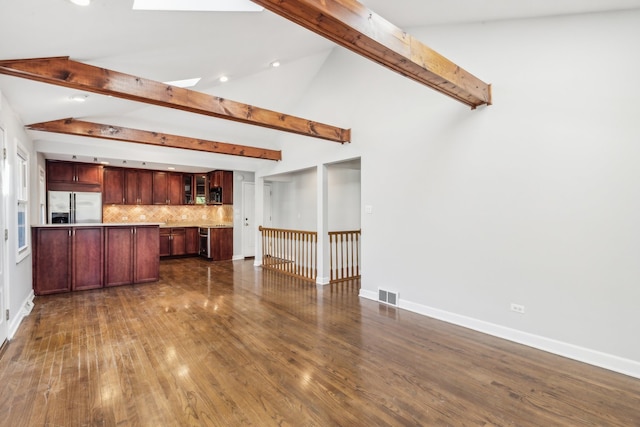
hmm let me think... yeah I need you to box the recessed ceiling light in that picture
[219,75,229,83]
[270,60,281,68]
[70,94,88,102]
[132,0,263,12]
[70,0,91,5]
[164,77,201,88]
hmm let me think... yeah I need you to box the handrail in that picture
[259,226,318,282]
[328,229,361,283]
[258,226,361,284]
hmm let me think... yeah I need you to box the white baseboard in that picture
[359,289,640,379]
[8,290,34,340]
[232,255,245,261]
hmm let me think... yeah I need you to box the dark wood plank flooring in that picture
[0,258,639,426]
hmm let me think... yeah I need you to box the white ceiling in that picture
[1,0,640,172]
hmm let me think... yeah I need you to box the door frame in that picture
[0,125,8,346]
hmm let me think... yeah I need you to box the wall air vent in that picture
[378,288,398,306]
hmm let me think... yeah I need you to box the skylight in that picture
[132,0,264,12]
[163,77,202,88]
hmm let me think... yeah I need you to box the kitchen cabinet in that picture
[186,227,199,254]
[47,160,103,192]
[210,227,233,261]
[105,225,159,286]
[103,167,153,205]
[125,169,153,205]
[32,226,104,295]
[160,227,188,257]
[32,227,72,295]
[153,171,183,205]
[208,170,233,204]
[72,226,104,291]
[103,167,125,204]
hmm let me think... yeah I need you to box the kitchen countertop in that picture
[160,223,233,228]
[32,223,163,228]
[32,223,233,228]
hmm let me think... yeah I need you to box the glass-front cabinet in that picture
[184,174,208,204]
[194,174,207,204]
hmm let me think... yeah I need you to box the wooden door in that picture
[159,228,171,257]
[134,226,160,283]
[75,164,102,186]
[222,171,234,204]
[72,226,104,291]
[153,171,168,204]
[105,227,133,287]
[170,228,186,256]
[185,227,199,254]
[167,173,183,205]
[138,170,153,205]
[103,167,124,204]
[124,169,139,204]
[46,161,75,183]
[33,227,72,295]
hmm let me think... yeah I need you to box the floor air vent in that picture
[378,289,398,306]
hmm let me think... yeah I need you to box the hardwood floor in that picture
[1,258,639,426]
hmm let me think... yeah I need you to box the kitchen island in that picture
[31,223,160,295]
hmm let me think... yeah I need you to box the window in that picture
[16,145,29,261]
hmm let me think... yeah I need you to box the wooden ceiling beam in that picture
[251,0,491,109]
[26,118,282,161]
[0,56,350,143]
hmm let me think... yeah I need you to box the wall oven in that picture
[199,227,211,258]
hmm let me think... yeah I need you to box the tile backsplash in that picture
[103,204,233,225]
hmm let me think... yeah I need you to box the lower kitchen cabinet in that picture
[105,226,159,286]
[211,227,233,261]
[72,226,104,291]
[32,225,160,295]
[160,227,198,257]
[186,227,199,255]
[32,227,72,295]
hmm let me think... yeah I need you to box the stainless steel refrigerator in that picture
[48,191,102,224]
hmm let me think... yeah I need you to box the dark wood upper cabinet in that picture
[125,169,153,205]
[208,170,233,204]
[152,171,168,205]
[47,160,103,192]
[103,167,125,204]
[168,173,183,206]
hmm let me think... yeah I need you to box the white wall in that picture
[0,91,36,338]
[258,10,640,377]
[328,165,360,231]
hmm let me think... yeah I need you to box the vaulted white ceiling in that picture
[1,0,639,172]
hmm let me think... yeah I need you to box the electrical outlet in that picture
[510,303,525,314]
[201,214,206,219]
[181,215,187,219]
[122,216,128,220]
[140,214,146,220]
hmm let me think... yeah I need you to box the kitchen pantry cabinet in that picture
[105,226,159,286]
[32,226,104,295]
[46,160,103,192]
[153,171,183,205]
